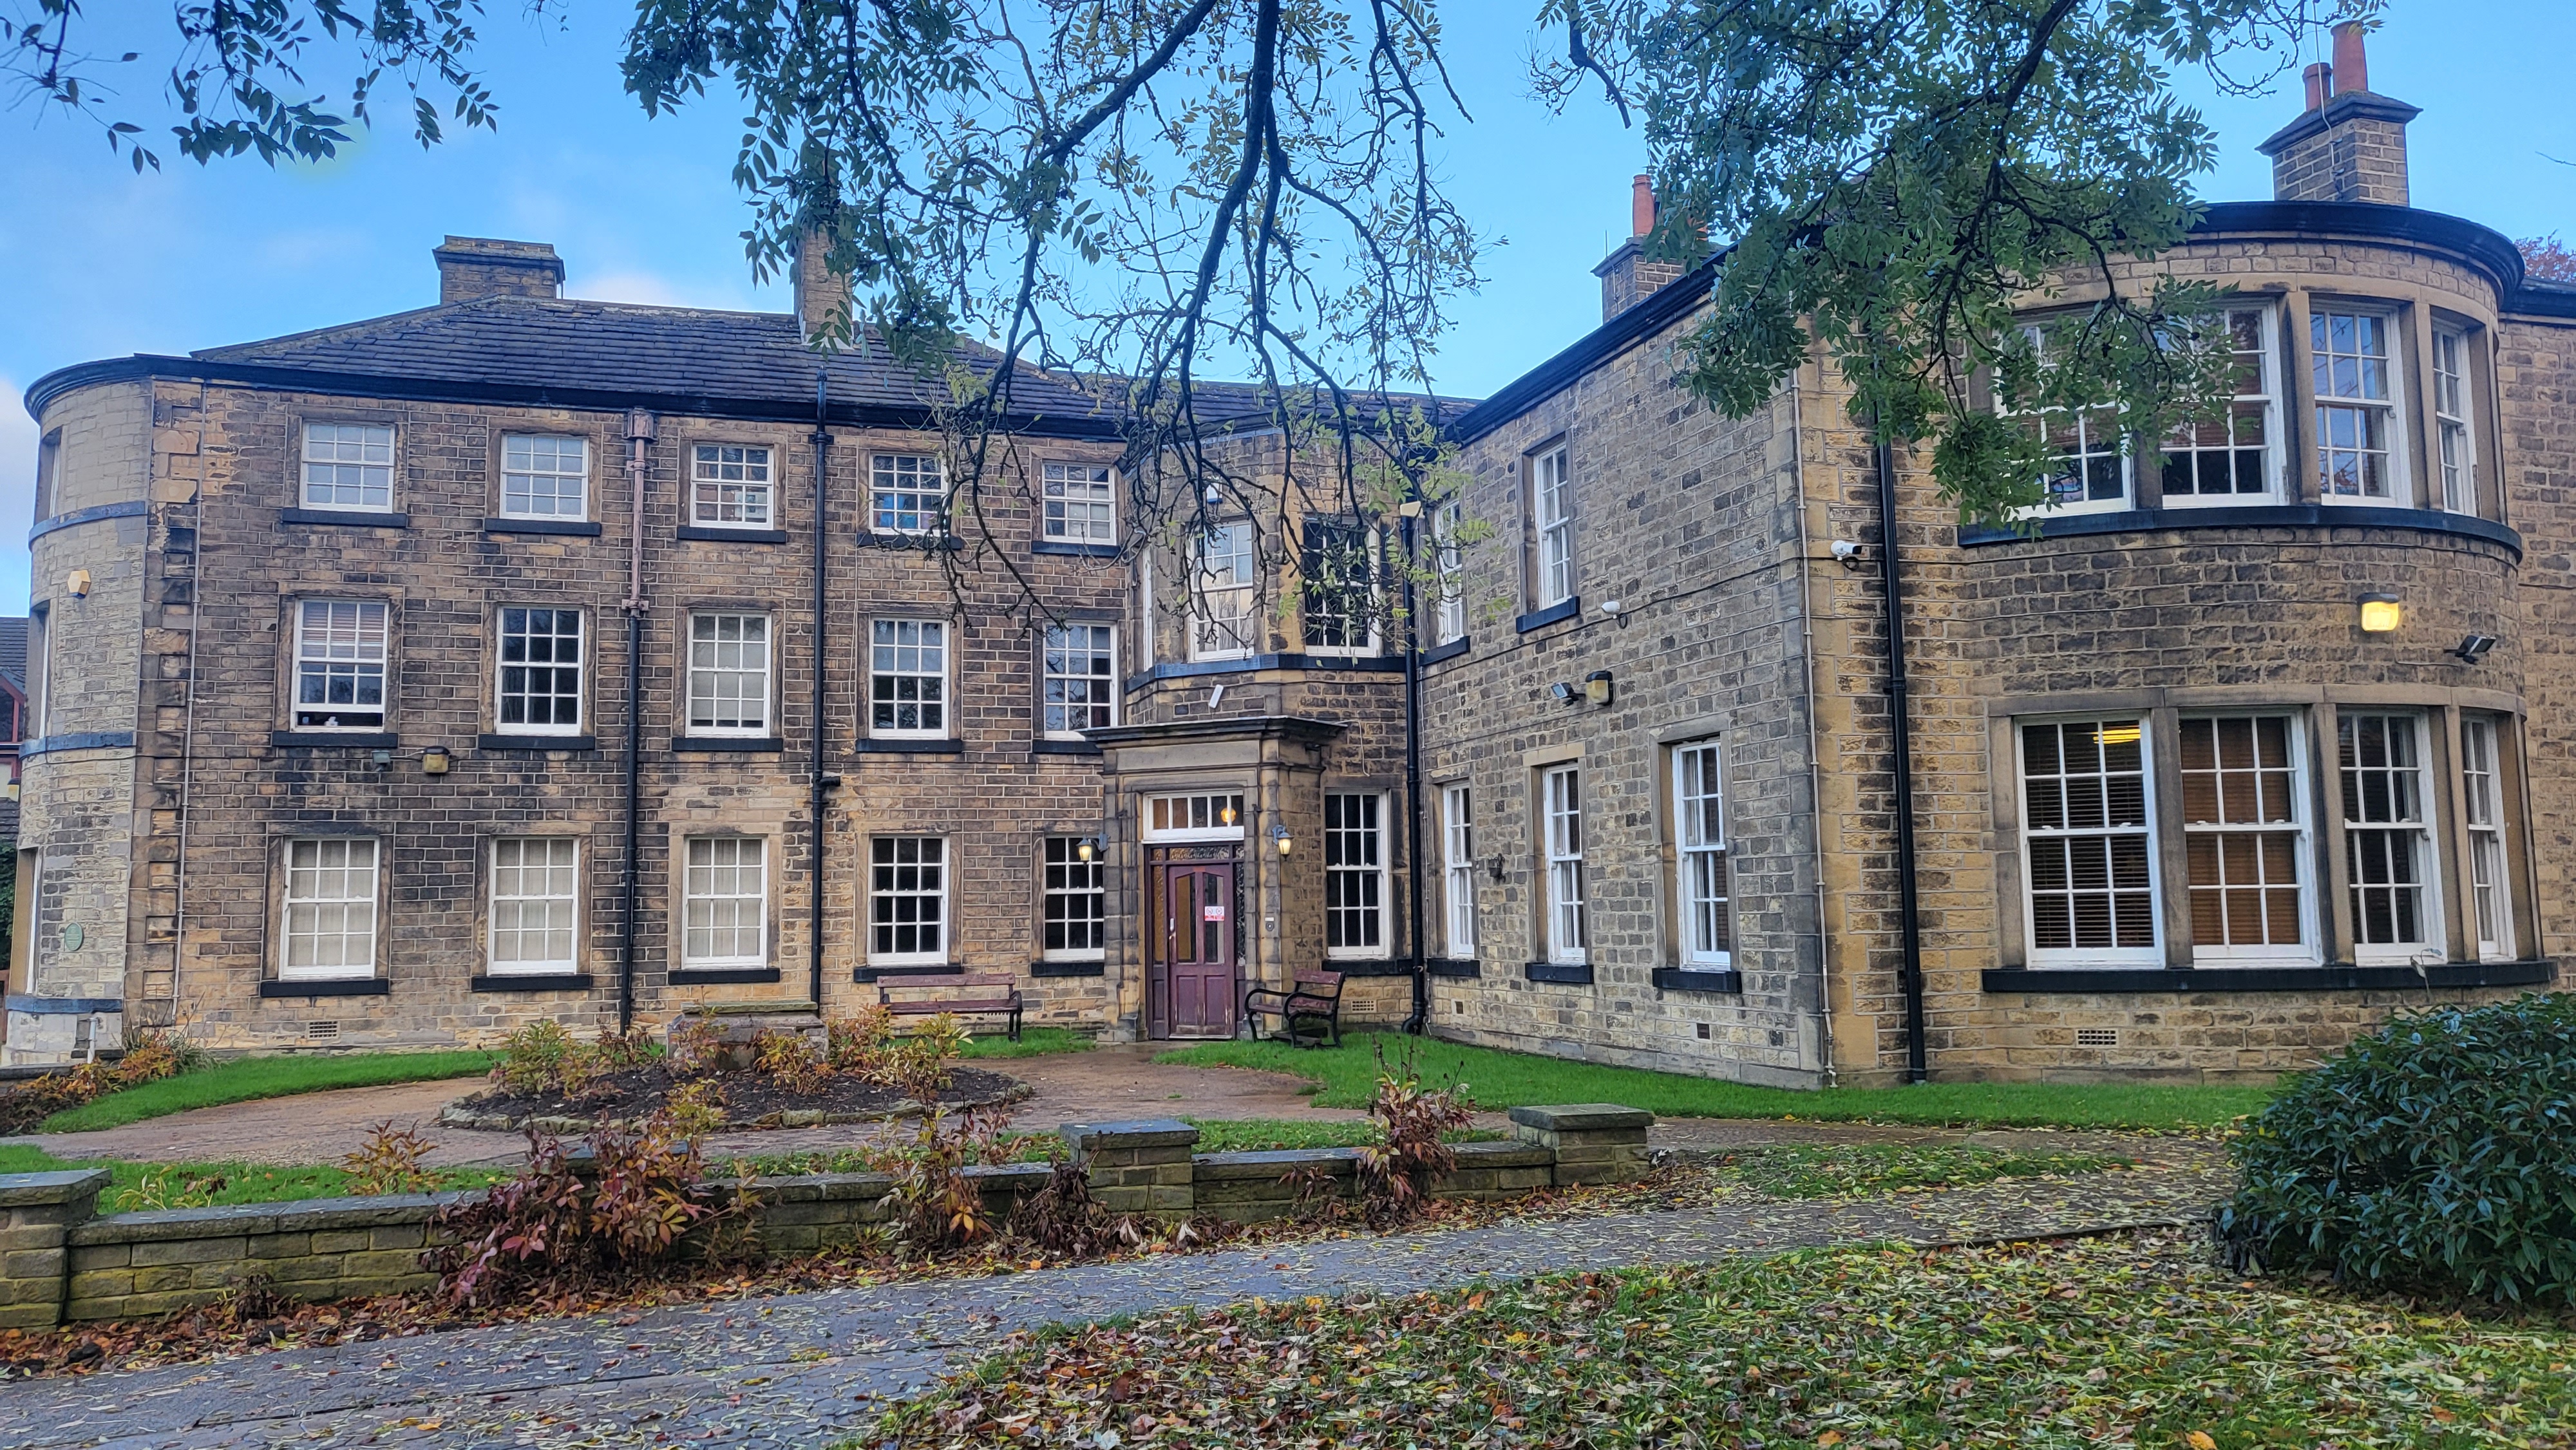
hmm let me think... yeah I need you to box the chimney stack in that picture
[792,229,854,350]
[2256,21,2419,206]
[432,237,564,304]
[1594,174,1685,323]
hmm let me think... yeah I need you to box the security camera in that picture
[2450,634,2499,664]
[1598,598,1624,616]
[1830,540,1864,570]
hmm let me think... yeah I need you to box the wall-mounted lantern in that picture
[1584,670,1615,706]
[64,569,90,599]
[2358,594,2403,633]
[420,746,453,776]
[1271,823,1294,856]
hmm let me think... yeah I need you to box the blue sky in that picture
[1,6,2570,610]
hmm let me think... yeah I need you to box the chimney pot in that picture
[2303,62,2332,112]
[2331,21,2369,95]
[1631,174,1656,241]
[431,236,564,304]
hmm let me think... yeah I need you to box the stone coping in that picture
[1508,1104,1656,1133]
[1061,1118,1198,1148]
[1450,1141,1558,1168]
[1192,1147,1365,1180]
[68,1192,473,1246]
[0,1169,109,1207]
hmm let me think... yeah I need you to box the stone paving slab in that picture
[0,1156,2222,1450]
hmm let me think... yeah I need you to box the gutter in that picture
[619,408,657,1032]
[1872,435,1929,1084]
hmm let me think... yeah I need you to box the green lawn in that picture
[875,1232,2575,1449]
[956,1027,1095,1060]
[32,1050,496,1133]
[1154,1032,2271,1129]
[0,1145,507,1209]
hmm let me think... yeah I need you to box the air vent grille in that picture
[305,1020,341,1041]
[2075,1027,2118,1048]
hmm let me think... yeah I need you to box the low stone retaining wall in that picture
[0,1103,1651,1328]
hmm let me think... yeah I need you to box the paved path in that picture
[1,1148,2221,1450]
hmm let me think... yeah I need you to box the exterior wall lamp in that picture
[1075,836,1103,863]
[420,746,453,775]
[1584,670,1615,706]
[1271,823,1293,856]
[64,570,90,599]
[2358,594,2403,633]
[2451,634,2498,664]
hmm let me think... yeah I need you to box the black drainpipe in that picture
[1873,435,1929,1084]
[620,408,657,1032]
[809,370,833,1010]
[1399,503,1428,1034]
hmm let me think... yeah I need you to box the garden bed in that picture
[439,1062,1029,1133]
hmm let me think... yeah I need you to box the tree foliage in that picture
[1538,0,2382,523]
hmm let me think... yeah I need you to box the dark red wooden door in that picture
[1154,862,1238,1039]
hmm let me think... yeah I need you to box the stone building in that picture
[8,26,2568,1078]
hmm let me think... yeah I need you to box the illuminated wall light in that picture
[2358,594,2403,633]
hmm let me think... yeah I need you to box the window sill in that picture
[1958,503,2523,561]
[1327,958,1414,978]
[1652,966,1743,994]
[1419,637,1471,666]
[479,734,598,753]
[1425,957,1481,979]
[677,525,790,544]
[1034,540,1121,558]
[280,509,409,529]
[260,978,389,999]
[857,532,963,551]
[855,738,964,755]
[1032,739,1103,757]
[1524,959,1594,985]
[1032,959,1106,978]
[855,963,959,983]
[672,966,781,986]
[484,518,601,537]
[1515,596,1580,634]
[1127,654,1406,688]
[272,730,397,749]
[670,736,784,753]
[1982,961,2555,994]
[472,973,593,992]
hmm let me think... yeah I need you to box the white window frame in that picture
[681,836,768,970]
[292,599,390,731]
[686,612,772,738]
[870,453,945,536]
[2339,711,2443,965]
[2009,323,2132,518]
[1432,498,1468,646]
[1672,739,1732,968]
[2432,325,2477,514]
[499,435,590,520]
[2311,305,2410,505]
[1301,519,1381,657]
[1532,445,1576,608]
[2018,718,2161,968]
[869,618,949,738]
[690,444,775,529]
[300,422,395,513]
[1041,623,1117,738]
[2160,305,2284,507]
[487,836,580,975]
[1041,836,1106,963]
[279,836,380,981]
[1188,523,1259,662]
[495,607,585,736]
[1323,791,1387,958]
[2178,713,2318,965]
[868,836,949,966]
[2461,716,2515,963]
[1141,793,1246,843]
[1541,764,1587,966]
[1441,784,1475,958]
[1041,461,1117,545]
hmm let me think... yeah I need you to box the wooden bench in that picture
[1243,970,1345,1049]
[876,972,1025,1042]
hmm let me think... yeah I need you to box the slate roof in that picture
[191,295,1117,424]
[0,616,26,692]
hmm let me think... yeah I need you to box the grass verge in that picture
[1722,1142,2129,1198]
[0,1145,507,1209]
[1155,1032,2270,1129]
[955,1027,1095,1060]
[876,1230,2576,1449]
[34,1050,497,1133]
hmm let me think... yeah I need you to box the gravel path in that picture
[0,1140,2225,1450]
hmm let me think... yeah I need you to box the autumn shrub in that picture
[1353,1039,1475,1223]
[662,1078,728,1140]
[1007,1158,1119,1256]
[666,1013,730,1077]
[826,1006,897,1076]
[2217,992,2576,1305]
[428,1107,739,1306]
[0,1028,204,1133]
[882,1014,971,1100]
[752,1027,829,1093]
[868,1104,1017,1250]
[343,1119,437,1195]
[491,1019,605,1098]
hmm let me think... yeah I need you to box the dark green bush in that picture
[2215,992,2576,1304]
